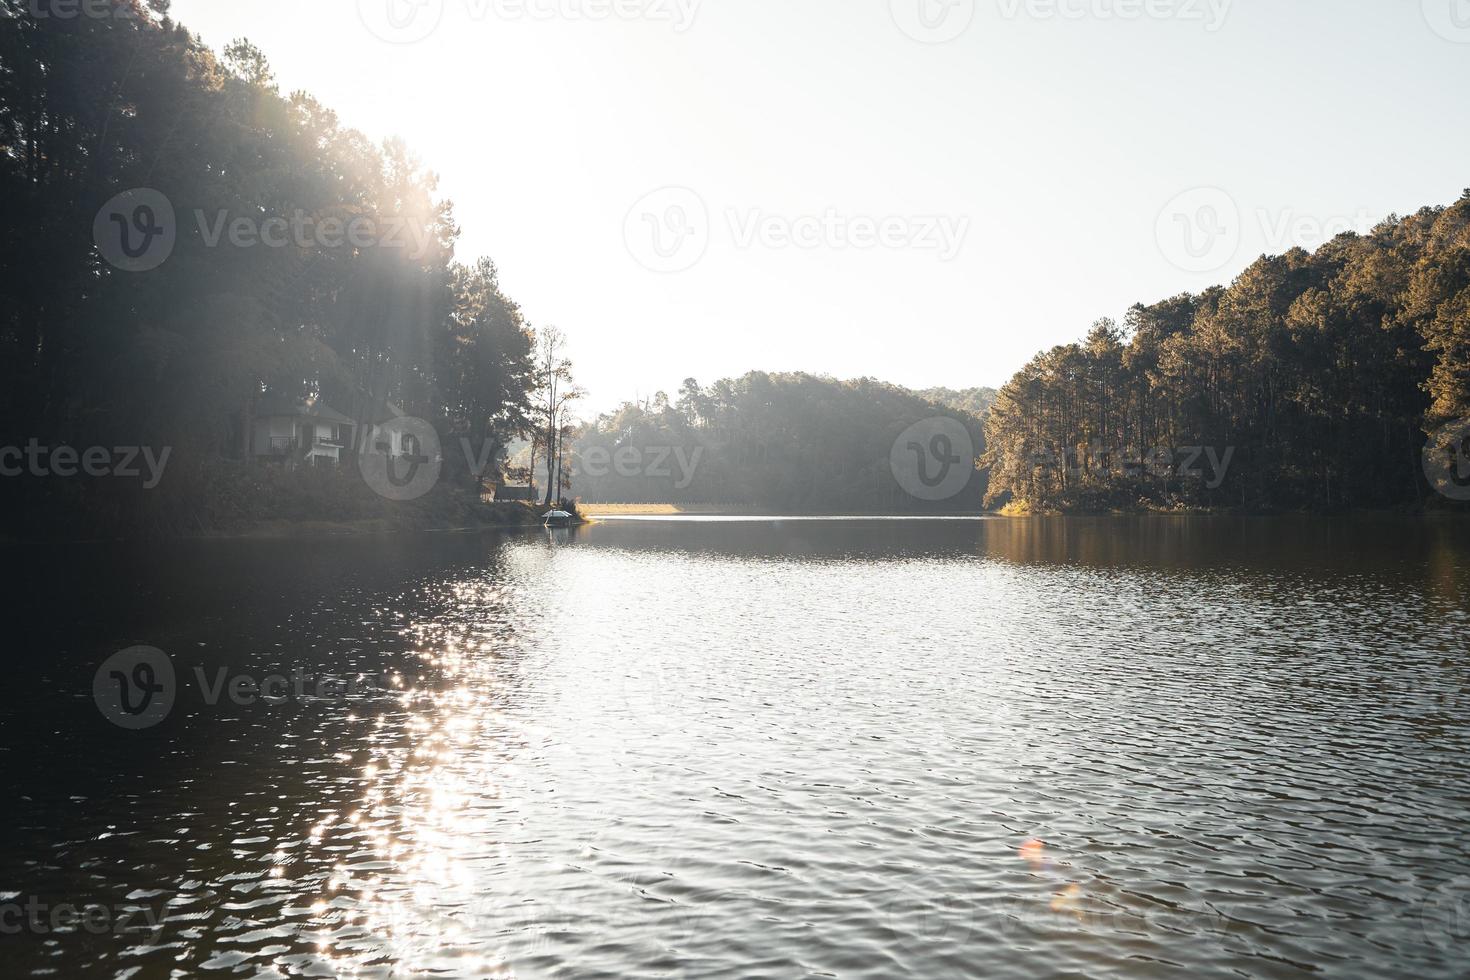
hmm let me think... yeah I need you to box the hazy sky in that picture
[169,0,1470,415]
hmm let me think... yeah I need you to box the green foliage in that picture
[0,5,537,533]
[984,194,1470,512]
[913,386,998,421]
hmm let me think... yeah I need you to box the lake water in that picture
[4,516,1470,978]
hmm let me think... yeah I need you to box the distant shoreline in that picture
[578,503,992,518]
[580,502,1469,519]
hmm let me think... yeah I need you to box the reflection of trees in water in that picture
[13,525,1470,976]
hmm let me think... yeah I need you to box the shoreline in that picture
[7,506,1464,546]
[0,502,589,545]
[579,502,1469,519]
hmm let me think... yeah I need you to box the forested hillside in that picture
[984,193,1470,512]
[914,387,998,421]
[0,4,537,533]
[570,373,986,511]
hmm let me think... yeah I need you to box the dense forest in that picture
[0,1,540,534]
[984,194,1470,512]
[4,4,1467,533]
[567,374,987,512]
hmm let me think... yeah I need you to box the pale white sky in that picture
[170,0,1470,415]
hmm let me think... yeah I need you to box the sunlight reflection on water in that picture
[5,517,1470,978]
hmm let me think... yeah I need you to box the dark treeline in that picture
[570,373,987,512]
[984,193,1470,512]
[1,2,537,533]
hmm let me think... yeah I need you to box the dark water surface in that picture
[3,516,1469,978]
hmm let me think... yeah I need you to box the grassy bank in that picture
[580,503,716,516]
[992,496,1462,518]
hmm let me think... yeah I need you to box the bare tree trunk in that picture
[543,421,556,507]
[527,437,539,503]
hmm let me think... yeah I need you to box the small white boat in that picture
[542,510,574,527]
